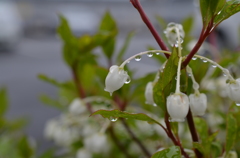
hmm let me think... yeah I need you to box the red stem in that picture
[186,110,203,158]
[130,0,170,58]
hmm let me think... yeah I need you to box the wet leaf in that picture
[226,113,237,154]
[151,146,181,158]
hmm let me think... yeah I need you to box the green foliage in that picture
[151,146,181,158]
[0,88,8,117]
[226,113,237,155]
[153,47,179,110]
[91,109,163,126]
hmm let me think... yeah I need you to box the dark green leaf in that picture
[0,88,8,117]
[199,0,225,27]
[214,1,240,25]
[193,142,205,154]
[153,47,179,110]
[226,113,237,154]
[91,109,163,126]
[117,31,135,63]
[151,146,181,158]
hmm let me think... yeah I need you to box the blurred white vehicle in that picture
[0,1,22,51]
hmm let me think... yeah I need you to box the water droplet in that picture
[223,73,227,77]
[212,65,217,68]
[217,11,222,15]
[163,30,167,34]
[175,76,178,80]
[147,52,153,57]
[125,76,131,84]
[202,59,208,63]
[109,117,118,122]
[135,55,141,61]
[156,52,160,55]
[127,60,130,63]
[236,102,240,106]
[153,103,157,107]
[192,57,197,60]
[188,73,192,77]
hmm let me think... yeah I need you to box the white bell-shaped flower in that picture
[69,98,86,115]
[105,65,129,95]
[145,82,155,105]
[227,78,240,104]
[167,93,189,122]
[164,22,185,46]
[76,149,91,158]
[189,93,207,116]
[84,133,110,154]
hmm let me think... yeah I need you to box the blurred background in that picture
[0,0,240,154]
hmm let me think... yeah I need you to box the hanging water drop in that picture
[147,52,153,57]
[153,103,157,107]
[188,73,192,77]
[127,60,130,64]
[175,76,178,80]
[212,64,217,68]
[236,102,240,106]
[156,52,160,55]
[109,117,118,122]
[223,73,227,77]
[192,57,197,60]
[125,76,131,84]
[202,59,208,63]
[135,55,141,61]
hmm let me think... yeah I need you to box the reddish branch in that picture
[130,0,170,58]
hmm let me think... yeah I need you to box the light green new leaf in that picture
[0,88,8,117]
[153,47,179,110]
[225,113,237,154]
[57,15,73,43]
[151,146,181,158]
[91,109,163,126]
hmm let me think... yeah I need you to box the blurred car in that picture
[0,1,23,51]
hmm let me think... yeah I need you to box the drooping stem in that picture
[130,0,170,57]
[175,57,183,94]
[186,66,200,95]
[193,55,235,81]
[120,50,171,68]
[186,110,203,158]
[108,125,132,158]
[121,119,151,158]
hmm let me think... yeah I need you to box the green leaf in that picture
[151,146,181,158]
[98,11,118,59]
[199,0,225,27]
[116,31,135,63]
[193,142,205,154]
[39,95,65,110]
[214,0,240,25]
[57,15,73,43]
[182,16,194,35]
[0,88,8,117]
[38,149,54,158]
[17,136,34,158]
[153,47,179,110]
[226,113,237,154]
[91,109,163,126]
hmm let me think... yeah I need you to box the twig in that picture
[108,125,132,158]
[130,0,170,58]
[121,119,151,158]
[186,110,203,158]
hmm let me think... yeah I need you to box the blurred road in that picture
[0,0,195,152]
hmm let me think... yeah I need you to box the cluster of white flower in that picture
[104,22,240,123]
[44,98,110,157]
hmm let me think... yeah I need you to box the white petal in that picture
[227,78,240,103]
[104,65,129,95]
[167,93,189,122]
[189,93,207,116]
[145,82,155,105]
[69,98,86,115]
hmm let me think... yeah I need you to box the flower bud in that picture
[105,65,129,95]
[145,82,155,105]
[69,98,86,115]
[226,78,240,104]
[189,93,207,116]
[167,93,189,122]
[164,22,185,46]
